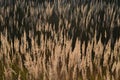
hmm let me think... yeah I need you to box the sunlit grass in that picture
[0,0,120,80]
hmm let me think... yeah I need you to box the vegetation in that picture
[0,0,120,80]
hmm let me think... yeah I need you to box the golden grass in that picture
[0,0,120,80]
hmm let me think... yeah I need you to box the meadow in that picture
[0,0,120,80]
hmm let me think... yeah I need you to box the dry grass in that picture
[0,0,120,80]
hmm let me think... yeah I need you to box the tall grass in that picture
[0,0,120,80]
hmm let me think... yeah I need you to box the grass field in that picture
[0,0,120,80]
